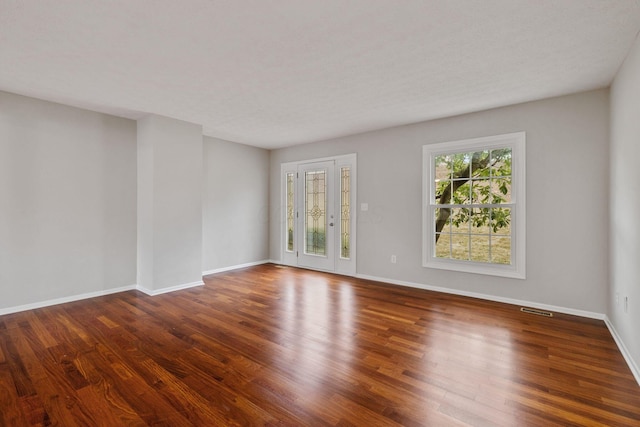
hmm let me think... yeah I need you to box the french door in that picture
[282,154,356,275]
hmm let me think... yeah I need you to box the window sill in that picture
[424,258,526,279]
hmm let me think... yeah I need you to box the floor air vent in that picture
[520,307,553,317]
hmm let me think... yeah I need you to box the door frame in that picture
[280,153,357,276]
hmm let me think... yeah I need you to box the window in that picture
[340,166,351,259]
[286,172,295,252]
[423,132,526,278]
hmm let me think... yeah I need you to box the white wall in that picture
[0,91,137,309]
[0,86,613,324]
[202,137,270,271]
[610,33,640,376]
[0,91,272,311]
[137,115,203,293]
[270,89,610,314]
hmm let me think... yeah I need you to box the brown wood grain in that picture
[0,264,638,426]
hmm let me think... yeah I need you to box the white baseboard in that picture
[202,259,270,276]
[3,265,637,387]
[356,273,640,386]
[136,280,204,296]
[0,284,137,316]
[604,317,640,386]
[356,273,605,319]
[0,260,272,315]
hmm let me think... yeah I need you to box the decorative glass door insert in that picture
[297,161,335,271]
[340,167,351,259]
[305,170,327,256]
[286,172,295,252]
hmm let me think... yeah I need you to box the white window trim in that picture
[422,132,526,279]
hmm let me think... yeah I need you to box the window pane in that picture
[471,150,490,177]
[286,173,295,252]
[491,148,512,177]
[450,208,469,234]
[452,181,471,204]
[471,236,490,262]
[470,208,489,235]
[434,155,452,181]
[435,180,451,203]
[305,170,326,256]
[491,177,511,203]
[451,152,471,178]
[471,178,490,204]
[491,236,511,264]
[491,208,511,235]
[435,232,451,259]
[340,167,350,259]
[451,234,470,260]
[434,207,451,234]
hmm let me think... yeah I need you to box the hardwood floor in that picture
[1,264,639,426]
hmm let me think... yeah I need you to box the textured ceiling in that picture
[2,1,640,149]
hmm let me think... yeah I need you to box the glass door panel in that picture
[297,161,335,271]
[305,170,327,256]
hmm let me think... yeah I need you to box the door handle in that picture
[329,222,334,227]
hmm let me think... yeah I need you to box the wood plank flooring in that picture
[1,264,639,426]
